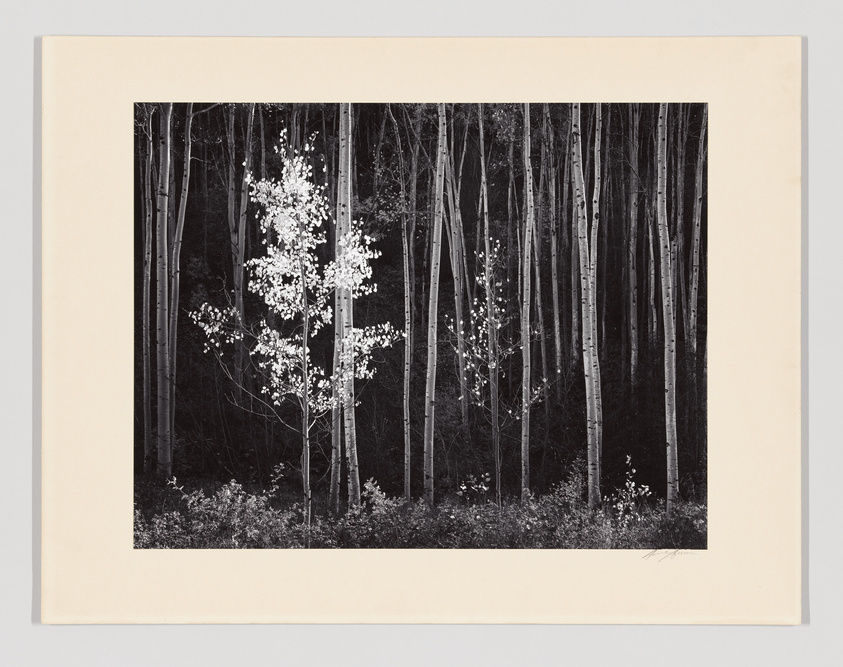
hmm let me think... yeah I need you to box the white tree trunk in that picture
[386,104,413,502]
[336,103,361,506]
[298,217,312,546]
[329,106,345,512]
[168,103,193,441]
[423,104,448,506]
[155,103,173,479]
[544,104,563,403]
[142,106,154,475]
[520,103,536,503]
[688,105,707,359]
[627,104,641,386]
[590,104,604,479]
[656,103,680,516]
[571,103,601,509]
[443,152,470,435]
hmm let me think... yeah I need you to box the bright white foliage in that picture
[445,240,545,419]
[193,134,397,417]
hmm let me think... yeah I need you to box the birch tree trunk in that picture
[168,103,193,441]
[224,107,239,389]
[387,104,413,502]
[478,103,501,508]
[656,103,680,516]
[647,199,657,348]
[155,103,173,479]
[507,135,517,393]
[688,105,707,358]
[590,104,604,479]
[532,150,549,426]
[443,150,470,435]
[571,103,601,509]
[423,103,448,506]
[544,105,563,403]
[675,105,690,343]
[687,105,707,475]
[223,105,254,396]
[329,105,346,512]
[298,216,312,547]
[235,104,255,393]
[627,104,641,386]
[520,103,536,503]
[337,103,361,506]
[560,127,571,371]
[329,280,343,513]
[142,107,155,475]
[408,107,421,329]
[570,125,580,368]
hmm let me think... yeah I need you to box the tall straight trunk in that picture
[225,105,237,293]
[167,148,176,249]
[533,123,549,422]
[571,103,600,509]
[329,104,348,513]
[628,104,641,385]
[506,135,517,393]
[590,104,604,477]
[570,124,580,368]
[675,105,690,342]
[142,107,155,475]
[688,105,707,474]
[443,151,470,434]
[408,108,422,328]
[259,105,267,181]
[199,136,209,267]
[235,105,255,391]
[298,216,312,547]
[647,199,657,347]
[289,104,300,153]
[559,124,572,371]
[168,103,193,441]
[507,136,519,309]
[520,104,536,503]
[688,105,707,358]
[599,108,611,355]
[387,105,413,502]
[451,109,473,309]
[329,107,345,512]
[329,282,343,513]
[155,103,173,479]
[420,165,432,338]
[337,103,361,506]
[372,108,387,196]
[544,105,563,402]
[423,104,448,506]
[531,210,549,420]
[477,104,501,508]
[224,105,250,395]
[656,103,680,516]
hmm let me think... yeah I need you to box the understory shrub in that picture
[135,466,706,549]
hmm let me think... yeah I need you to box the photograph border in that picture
[41,36,801,623]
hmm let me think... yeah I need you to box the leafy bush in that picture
[456,473,491,506]
[134,468,706,550]
[134,478,301,548]
[604,456,653,529]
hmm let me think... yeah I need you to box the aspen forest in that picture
[134,102,707,549]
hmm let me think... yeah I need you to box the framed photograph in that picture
[41,37,801,623]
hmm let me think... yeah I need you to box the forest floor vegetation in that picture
[134,463,706,550]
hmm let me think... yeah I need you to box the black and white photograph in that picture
[133,101,708,550]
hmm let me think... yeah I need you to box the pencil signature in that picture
[642,549,698,562]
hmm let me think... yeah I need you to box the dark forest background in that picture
[134,102,707,513]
